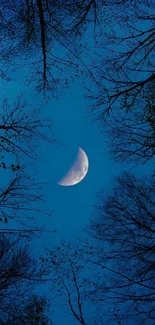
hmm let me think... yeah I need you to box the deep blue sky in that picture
[1,56,153,248]
[1,68,123,324]
[1,67,122,243]
[1,15,154,323]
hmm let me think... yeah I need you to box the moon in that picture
[58,147,89,186]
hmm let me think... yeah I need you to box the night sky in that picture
[1,63,153,325]
[1,72,122,239]
[0,1,154,325]
[1,57,152,246]
[0,71,123,325]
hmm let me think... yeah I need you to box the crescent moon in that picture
[58,147,89,186]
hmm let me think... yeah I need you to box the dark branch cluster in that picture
[0,234,51,325]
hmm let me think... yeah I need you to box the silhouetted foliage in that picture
[0,95,55,162]
[40,240,101,325]
[0,95,55,235]
[87,172,155,324]
[0,169,52,234]
[103,79,155,164]
[0,0,97,92]
[87,0,155,117]
[0,0,139,94]
[0,234,51,324]
[4,295,51,325]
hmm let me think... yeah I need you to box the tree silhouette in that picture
[0,234,51,324]
[4,295,51,325]
[0,0,93,92]
[87,172,155,324]
[40,241,100,325]
[0,96,55,235]
[0,0,132,93]
[0,170,52,234]
[86,0,155,118]
[103,79,155,164]
[0,95,55,162]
